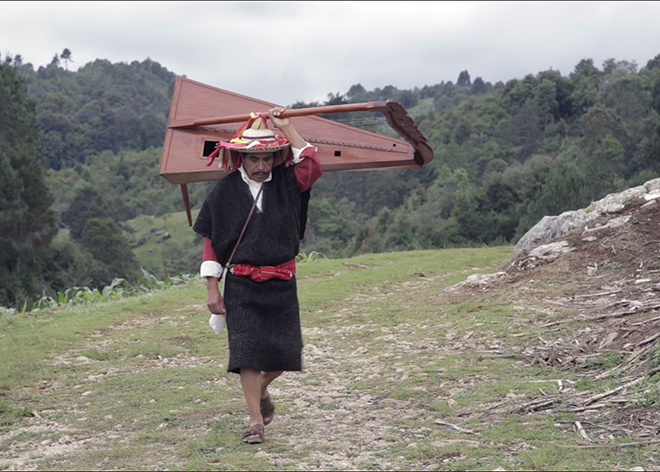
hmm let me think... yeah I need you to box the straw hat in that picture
[224,113,289,153]
[206,113,291,171]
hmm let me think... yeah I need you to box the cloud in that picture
[2,1,660,106]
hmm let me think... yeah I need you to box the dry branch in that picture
[581,377,644,407]
[556,439,660,448]
[575,421,592,442]
[584,301,660,322]
[434,420,479,435]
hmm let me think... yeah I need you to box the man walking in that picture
[193,107,322,443]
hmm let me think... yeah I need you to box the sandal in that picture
[260,395,275,426]
[242,423,265,444]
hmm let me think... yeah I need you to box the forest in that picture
[1,49,660,308]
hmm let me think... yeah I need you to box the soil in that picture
[495,198,660,352]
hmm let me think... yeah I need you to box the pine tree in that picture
[0,56,56,306]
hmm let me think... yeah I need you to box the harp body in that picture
[159,76,433,224]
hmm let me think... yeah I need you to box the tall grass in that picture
[1,255,329,316]
[0,268,197,316]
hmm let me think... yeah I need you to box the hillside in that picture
[4,51,660,357]
[2,178,660,469]
[440,181,660,457]
[461,180,660,376]
[125,211,202,278]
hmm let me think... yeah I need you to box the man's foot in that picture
[260,395,275,426]
[242,423,265,444]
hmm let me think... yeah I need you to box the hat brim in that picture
[235,143,290,154]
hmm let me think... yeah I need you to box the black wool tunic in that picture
[193,163,310,374]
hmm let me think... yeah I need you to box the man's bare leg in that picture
[239,367,268,443]
[260,370,282,425]
[260,370,283,399]
[240,367,263,426]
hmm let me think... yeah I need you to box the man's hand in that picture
[206,277,226,314]
[268,107,306,149]
[268,106,291,129]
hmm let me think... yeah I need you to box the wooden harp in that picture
[160,76,433,225]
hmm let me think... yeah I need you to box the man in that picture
[193,107,323,444]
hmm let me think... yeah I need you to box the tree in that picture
[457,70,471,87]
[471,77,487,95]
[452,190,482,242]
[602,58,637,84]
[80,218,140,284]
[583,134,626,199]
[517,161,588,239]
[325,92,347,105]
[346,83,368,102]
[62,184,106,240]
[0,57,56,306]
[570,59,600,115]
[536,69,574,120]
[308,199,354,244]
[61,48,73,71]
[535,78,559,128]
[643,54,660,72]
[601,74,656,144]
[579,103,632,155]
[634,125,660,174]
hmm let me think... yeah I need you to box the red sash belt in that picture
[231,259,296,282]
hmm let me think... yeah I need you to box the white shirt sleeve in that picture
[290,143,315,164]
[200,260,223,279]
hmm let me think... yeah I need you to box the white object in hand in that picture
[208,267,227,335]
[209,313,226,334]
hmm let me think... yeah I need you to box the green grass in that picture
[1,246,658,470]
[127,210,201,271]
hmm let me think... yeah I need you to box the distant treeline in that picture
[2,50,660,307]
[297,57,660,255]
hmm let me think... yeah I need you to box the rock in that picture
[514,178,660,254]
[528,241,573,258]
[583,215,631,233]
[454,272,507,289]
[645,178,660,193]
[514,210,593,254]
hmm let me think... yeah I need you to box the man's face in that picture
[242,152,274,182]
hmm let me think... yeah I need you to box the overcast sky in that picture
[3,1,660,106]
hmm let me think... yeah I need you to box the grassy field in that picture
[126,211,201,273]
[1,246,658,471]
